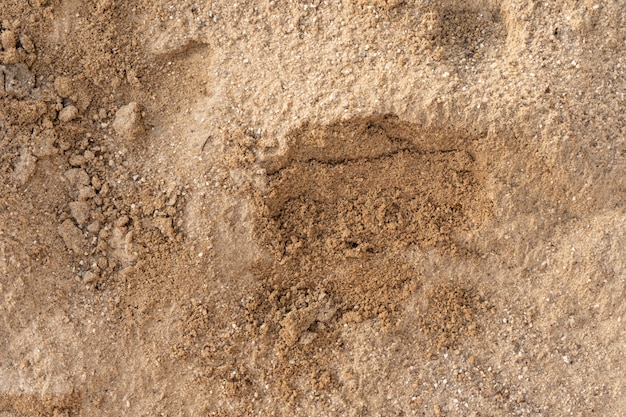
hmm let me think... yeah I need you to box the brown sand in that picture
[1,0,625,416]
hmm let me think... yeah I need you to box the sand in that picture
[0,0,625,416]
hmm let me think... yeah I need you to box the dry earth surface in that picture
[0,0,625,416]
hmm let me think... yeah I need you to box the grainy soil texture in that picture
[1,1,625,416]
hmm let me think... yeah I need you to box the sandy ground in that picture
[0,0,625,416]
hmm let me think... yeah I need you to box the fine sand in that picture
[1,1,625,416]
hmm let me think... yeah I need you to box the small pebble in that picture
[69,201,90,225]
[97,256,108,269]
[87,220,101,234]
[83,271,98,284]
[115,215,130,227]
[19,33,35,54]
[54,76,74,98]
[112,102,144,140]
[78,186,96,201]
[1,30,17,50]
[69,154,86,167]
[91,176,102,190]
[58,105,79,123]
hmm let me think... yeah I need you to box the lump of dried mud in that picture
[69,201,90,225]
[1,30,17,50]
[58,104,79,122]
[57,219,87,254]
[112,102,144,140]
[12,149,37,185]
[54,76,74,98]
[64,168,90,187]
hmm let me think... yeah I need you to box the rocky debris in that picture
[0,28,36,66]
[109,225,137,265]
[0,242,6,275]
[58,104,79,123]
[68,154,85,167]
[77,186,96,201]
[6,99,46,125]
[112,102,144,140]
[12,149,37,185]
[91,176,102,190]
[57,219,87,254]
[153,217,175,239]
[115,215,129,227]
[0,30,22,65]
[19,33,35,54]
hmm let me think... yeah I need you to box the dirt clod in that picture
[112,102,144,140]
[57,219,87,254]
[68,201,90,225]
[12,148,37,185]
[58,105,78,123]
[54,76,73,98]
[1,30,16,50]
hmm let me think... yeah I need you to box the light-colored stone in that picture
[19,34,35,54]
[54,76,73,98]
[112,102,144,140]
[78,186,96,201]
[64,168,90,187]
[58,105,79,122]
[83,271,98,284]
[87,220,101,234]
[12,149,37,185]
[31,128,58,158]
[68,154,85,166]
[1,63,35,98]
[69,201,90,225]
[153,217,175,239]
[1,30,17,50]
[279,305,319,347]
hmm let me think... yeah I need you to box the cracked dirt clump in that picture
[263,149,481,258]
[258,114,492,261]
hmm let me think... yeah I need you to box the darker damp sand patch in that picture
[250,114,493,335]
[258,114,492,262]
